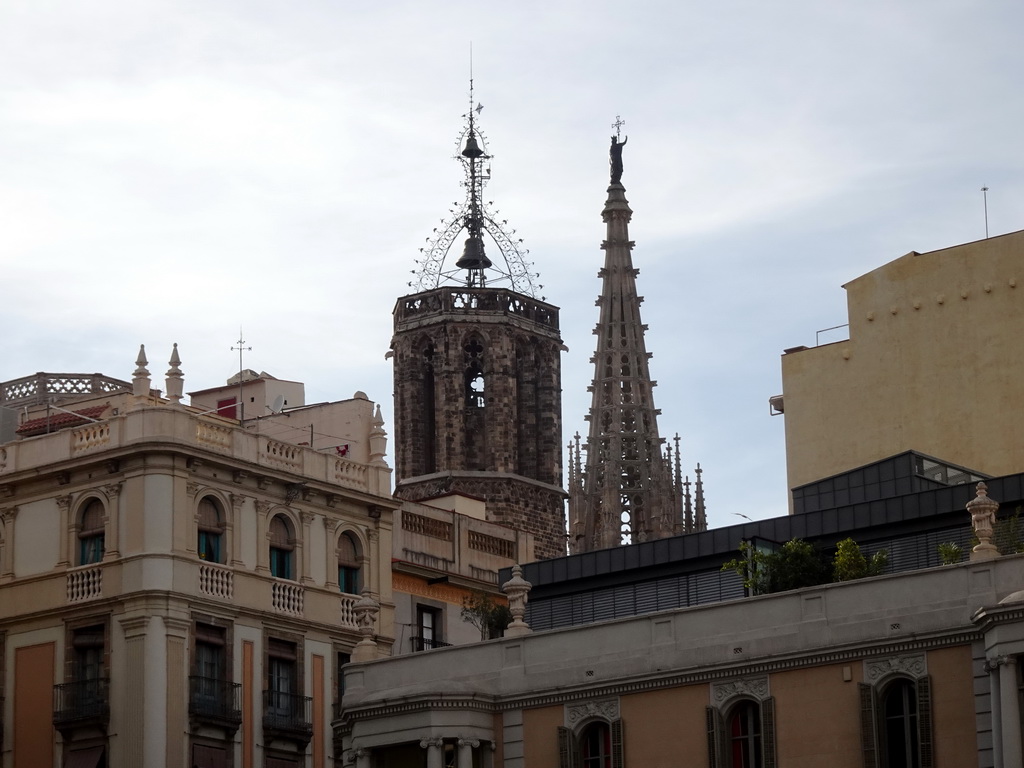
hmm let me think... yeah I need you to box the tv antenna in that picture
[231,329,252,421]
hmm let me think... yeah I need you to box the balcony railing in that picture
[67,564,102,603]
[263,690,313,745]
[189,676,242,731]
[53,678,110,731]
[199,562,233,599]
[410,635,452,653]
[271,580,304,616]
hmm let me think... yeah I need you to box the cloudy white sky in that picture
[2,1,1022,528]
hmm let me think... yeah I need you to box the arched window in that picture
[706,679,776,768]
[197,497,224,563]
[859,667,933,768]
[557,718,623,768]
[581,722,612,768]
[337,532,361,595]
[881,679,920,768]
[78,499,105,565]
[727,700,763,768]
[269,515,294,580]
[464,338,485,408]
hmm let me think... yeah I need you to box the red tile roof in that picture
[16,405,110,437]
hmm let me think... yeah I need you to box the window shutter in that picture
[761,696,777,768]
[917,675,934,768]
[859,682,878,768]
[557,726,574,768]
[611,718,624,768]
[706,706,723,768]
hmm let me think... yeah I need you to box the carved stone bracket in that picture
[865,653,927,682]
[711,676,770,705]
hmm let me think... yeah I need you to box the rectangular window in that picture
[415,606,444,651]
[198,530,222,563]
[338,565,359,594]
[270,547,292,579]
[193,624,227,709]
[79,534,105,566]
[267,639,297,719]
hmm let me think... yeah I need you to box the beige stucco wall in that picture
[620,685,708,767]
[773,663,864,767]
[782,230,1024,496]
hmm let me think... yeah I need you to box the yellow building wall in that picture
[929,645,978,766]
[782,231,1024,495]
[620,685,708,767]
[521,646,976,766]
[522,704,564,767]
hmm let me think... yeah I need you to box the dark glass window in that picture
[337,532,361,594]
[580,722,611,768]
[197,497,224,563]
[269,516,294,580]
[728,700,763,768]
[78,500,105,565]
[882,679,919,768]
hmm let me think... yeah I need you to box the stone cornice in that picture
[341,629,981,723]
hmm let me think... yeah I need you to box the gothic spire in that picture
[570,126,706,553]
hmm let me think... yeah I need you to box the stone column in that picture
[255,500,272,573]
[997,656,1023,767]
[0,505,17,579]
[420,738,443,768]
[102,482,122,559]
[324,518,340,590]
[458,738,479,768]
[300,511,315,585]
[56,495,71,566]
[229,493,245,566]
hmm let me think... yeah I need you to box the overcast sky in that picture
[2,1,1022,528]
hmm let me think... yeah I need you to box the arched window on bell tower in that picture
[463,335,487,470]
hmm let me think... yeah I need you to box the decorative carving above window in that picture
[711,675,770,705]
[566,698,620,730]
[864,653,927,683]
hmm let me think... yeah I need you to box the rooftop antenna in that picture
[981,186,990,238]
[231,329,252,422]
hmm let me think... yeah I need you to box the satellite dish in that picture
[268,395,285,414]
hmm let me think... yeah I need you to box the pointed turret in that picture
[570,128,706,553]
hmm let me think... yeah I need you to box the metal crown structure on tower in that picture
[568,122,707,553]
[409,80,541,298]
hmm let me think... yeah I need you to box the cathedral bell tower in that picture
[390,85,567,560]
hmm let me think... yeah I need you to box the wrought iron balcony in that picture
[262,690,313,745]
[410,635,452,652]
[53,678,110,732]
[189,676,242,731]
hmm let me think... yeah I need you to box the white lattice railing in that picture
[67,565,102,602]
[272,580,304,616]
[199,562,233,599]
[339,594,358,628]
[71,423,110,455]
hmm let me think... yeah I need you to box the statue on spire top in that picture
[610,134,627,184]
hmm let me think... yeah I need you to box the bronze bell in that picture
[462,132,484,159]
[456,233,492,270]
